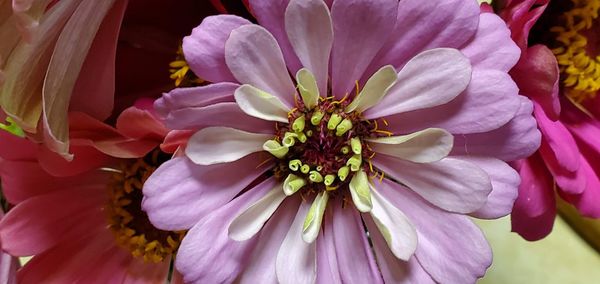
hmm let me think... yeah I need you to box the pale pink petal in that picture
[364,48,472,120]
[384,69,521,135]
[183,15,251,83]
[142,154,272,231]
[225,24,297,108]
[68,0,127,121]
[330,0,397,98]
[238,198,300,284]
[185,127,272,165]
[377,180,492,284]
[42,0,118,157]
[276,199,316,284]
[331,202,383,283]
[451,96,541,161]
[315,207,341,284]
[460,13,520,72]
[285,0,332,95]
[122,257,171,284]
[460,157,520,219]
[175,178,276,283]
[154,83,239,117]
[364,215,436,284]
[511,155,556,241]
[0,186,106,256]
[248,0,303,74]
[374,154,492,214]
[365,0,479,76]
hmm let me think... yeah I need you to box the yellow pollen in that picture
[107,149,184,263]
[551,0,600,102]
[169,46,204,87]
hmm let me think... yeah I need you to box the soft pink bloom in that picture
[144,0,540,283]
[498,0,600,241]
[0,103,190,282]
[0,0,215,158]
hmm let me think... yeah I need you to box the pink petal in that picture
[511,155,556,241]
[535,101,579,172]
[248,0,302,74]
[461,157,520,219]
[374,154,492,214]
[364,48,471,119]
[330,0,397,98]
[562,155,600,218]
[315,207,341,284]
[275,199,317,284]
[0,187,106,256]
[285,0,332,96]
[510,45,560,120]
[451,96,541,161]
[365,0,479,76]
[175,178,276,283]
[155,83,239,118]
[0,130,36,160]
[460,13,520,72]
[37,144,114,177]
[42,0,119,158]
[183,15,251,83]
[364,215,435,284]
[238,198,300,284]
[115,106,168,142]
[121,257,171,284]
[331,202,383,283]
[384,69,521,135]
[143,155,272,231]
[377,180,492,284]
[538,136,585,195]
[68,0,127,121]
[225,24,297,108]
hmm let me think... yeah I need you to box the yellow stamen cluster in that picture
[107,150,184,263]
[551,0,600,102]
[169,46,204,87]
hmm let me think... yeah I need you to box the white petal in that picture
[369,189,418,261]
[234,84,290,122]
[229,183,287,241]
[349,169,372,213]
[301,191,329,244]
[185,127,272,165]
[364,48,472,119]
[276,201,317,284]
[296,68,319,110]
[345,65,397,113]
[367,128,453,163]
[285,0,333,96]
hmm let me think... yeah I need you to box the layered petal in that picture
[185,127,272,165]
[367,128,453,163]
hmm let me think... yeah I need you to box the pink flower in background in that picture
[0,103,189,282]
[143,0,540,283]
[0,209,17,284]
[499,0,600,241]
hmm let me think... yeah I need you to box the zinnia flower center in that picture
[106,149,184,263]
[266,86,390,199]
[551,0,600,102]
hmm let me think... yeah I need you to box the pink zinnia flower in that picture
[499,0,600,240]
[144,0,540,283]
[0,103,188,282]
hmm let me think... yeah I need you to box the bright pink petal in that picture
[511,155,556,241]
[175,178,276,283]
[0,130,36,161]
[562,155,600,218]
[0,186,106,256]
[285,0,332,95]
[374,154,492,214]
[385,69,521,135]
[366,0,479,75]
[143,154,272,231]
[69,0,127,121]
[331,201,382,283]
[451,96,541,161]
[183,15,251,83]
[460,13,520,72]
[330,0,397,98]
[225,24,297,108]
[115,106,168,141]
[364,215,435,284]
[462,157,520,219]
[37,144,114,177]
[377,180,492,284]
[248,0,302,74]
[538,134,585,195]
[238,198,300,284]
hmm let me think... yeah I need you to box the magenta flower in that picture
[144,0,540,282]
[499,0,600,240]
